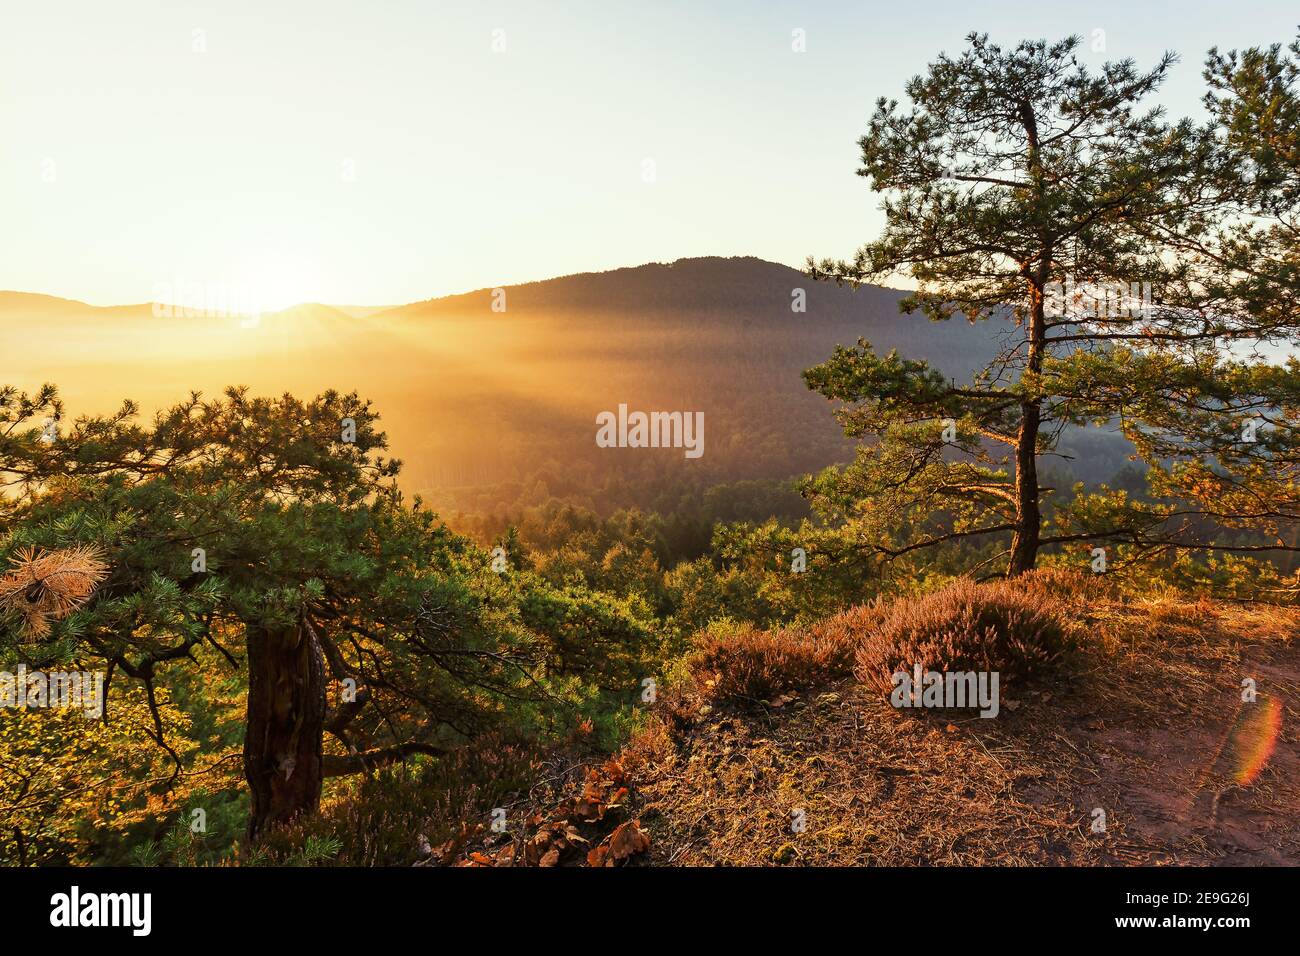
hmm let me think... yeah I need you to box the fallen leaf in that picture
[607,820,650,862]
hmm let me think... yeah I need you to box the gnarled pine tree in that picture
[0,386,563,843]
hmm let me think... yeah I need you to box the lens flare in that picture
[1228,696,1283,787]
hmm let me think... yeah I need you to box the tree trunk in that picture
[1005,98,1052,578]
[244,618,326,843]
[1008,401,1041,576]
[1010,243,1048,577]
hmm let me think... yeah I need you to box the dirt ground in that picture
[455,594,1299,867]
[628,597,1299,866]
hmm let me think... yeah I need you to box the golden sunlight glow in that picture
[146,247,326,319]
[226,248,326,315]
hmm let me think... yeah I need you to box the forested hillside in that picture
[1,256,1134,535]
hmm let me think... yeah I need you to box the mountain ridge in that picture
[3,256,916,321]
[0,256,1130,516]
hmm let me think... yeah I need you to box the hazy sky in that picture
[4,1,1297,308]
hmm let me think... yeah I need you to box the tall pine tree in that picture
[806,33,1300,581]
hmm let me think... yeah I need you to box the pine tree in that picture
[0,386,558,840]
[805,33,1300,580]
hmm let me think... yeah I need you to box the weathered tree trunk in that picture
[1010,241,1049,577]
[1009,100,1048,579]
[244,618,326,843]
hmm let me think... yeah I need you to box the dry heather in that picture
[687,608,871,705]
[855,576,1074,695]
[688,575,1076,708]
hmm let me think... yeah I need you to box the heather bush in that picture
[689,617,860,705]
[855,577,1072,695]
[1020,564,1118,603]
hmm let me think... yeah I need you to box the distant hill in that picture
[0,291,130,315]
[0,293,356,324]
[0,257,1128,518]
[379,256,1002,381]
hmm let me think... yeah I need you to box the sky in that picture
[3,0,1298,308]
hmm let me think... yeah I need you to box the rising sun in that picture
[229,248,325,314]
